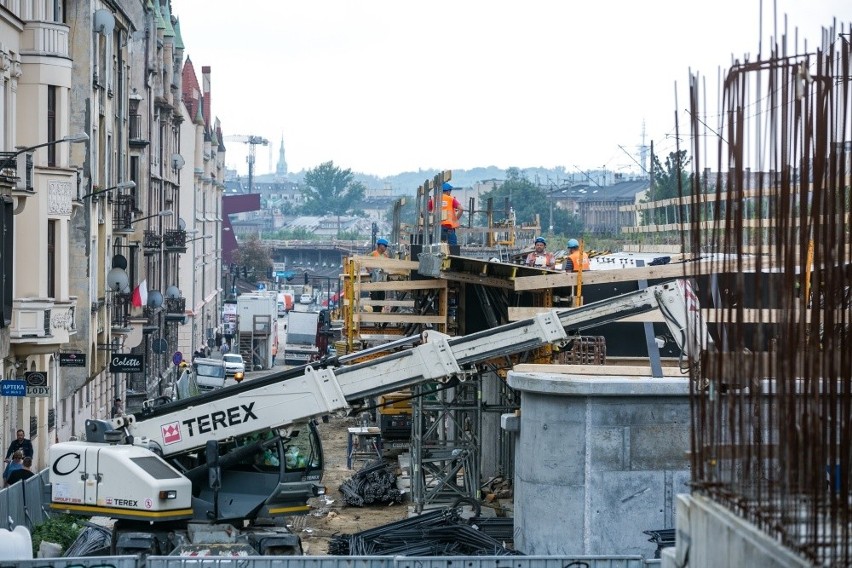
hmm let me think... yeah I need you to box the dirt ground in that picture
[292,414,410,555]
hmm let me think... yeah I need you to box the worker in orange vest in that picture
[370,238,390,258]
[427,182,464,245]
[565,238,590,271]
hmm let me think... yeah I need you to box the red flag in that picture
[132,279,148,308]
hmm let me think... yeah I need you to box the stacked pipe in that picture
[328,507,519,556]
[339,459,404,507]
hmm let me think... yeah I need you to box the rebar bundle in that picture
[681,20,852,566]
[339,459,405,507]
[328,506,519,556]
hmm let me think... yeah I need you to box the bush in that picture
[31,514,87,557]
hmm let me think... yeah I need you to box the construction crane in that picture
[224,134,269,193]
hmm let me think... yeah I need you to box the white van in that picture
[192,358,227,391]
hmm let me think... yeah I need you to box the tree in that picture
[231,234,272,283]
[643,150,693,225]
[301,161,366,237]
[479,169,583,238]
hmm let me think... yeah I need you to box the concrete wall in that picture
[506,372,691,557]
[662,494,809,568]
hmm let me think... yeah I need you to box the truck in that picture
[284,310,320,364]
[48,280,709,556]
[277,292,294,317]
[191,357,227,392]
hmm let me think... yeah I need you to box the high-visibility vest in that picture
[370,250,389,257]
[568,250,590,271]
[440,194,460,228]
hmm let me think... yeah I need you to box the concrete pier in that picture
[506,370,691,557]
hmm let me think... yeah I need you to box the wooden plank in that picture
[512,257,761,290]
[352,256,419,271]
[357,300,416,308]
[354,313,446,324]
[439,270,515,289]
[360,279,446,292]
[513,363,687,377]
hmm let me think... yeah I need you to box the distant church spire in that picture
[276,135,288,178]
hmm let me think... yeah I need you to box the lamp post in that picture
[130,209,173,224]
[81,180,136,200]
[0,132,89,167]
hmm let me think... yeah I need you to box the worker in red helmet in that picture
[525,237,555,268]
[427,183,464,245]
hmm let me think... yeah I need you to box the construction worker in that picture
[427,182,464,245]
[565,238,590,271]
[370,238,390,257]
[525,237,555,268]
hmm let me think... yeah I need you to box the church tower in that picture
[276,135,288,178]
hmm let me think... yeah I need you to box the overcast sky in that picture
[173,1,851,179]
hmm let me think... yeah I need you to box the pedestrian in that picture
[4,429,33,462]
[221,341,230,355]
[525,237,555,268]
[564,238,590,272]
[370,238,390,258]
[427,182,464,245]
[111,397,123,418]
[271,342,278,366]
[5,457,34,486]
[3,451,23,485]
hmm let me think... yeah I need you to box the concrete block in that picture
[630,423,690,470]
[500,412,520,432]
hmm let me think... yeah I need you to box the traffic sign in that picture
[1,380,27,397]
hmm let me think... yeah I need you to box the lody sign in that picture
[109,354,144,374]
[25,371,50,397]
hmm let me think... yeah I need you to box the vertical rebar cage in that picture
[685,22,852,565]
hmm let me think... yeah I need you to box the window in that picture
[47,86,57,166]
[47,220,56,298]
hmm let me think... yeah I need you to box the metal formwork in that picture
[411,378,482,512]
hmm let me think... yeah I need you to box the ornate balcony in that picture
[111,292,133,332]
[10,297,77,344]
[164,296,186,324]
[112,195,135,233]
[163,229,187,251]
[143,230,162,252]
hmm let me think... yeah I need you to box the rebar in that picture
[683,20,852,566]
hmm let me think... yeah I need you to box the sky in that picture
[173,1,852,179]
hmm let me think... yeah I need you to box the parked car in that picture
[299,293,313,305]
[222,353,246,379]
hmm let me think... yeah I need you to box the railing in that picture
[111,292,132,329]
[112,194,135,232]
[163,229,187,249]
[143,229,162,250]
[165,297,185,314]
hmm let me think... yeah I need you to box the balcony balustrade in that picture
[10,298,77,344]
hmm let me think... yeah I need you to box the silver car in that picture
[222,353,246,378]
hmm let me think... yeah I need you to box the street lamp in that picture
[186,234,213,244]
[130,209,173,224]
[1,132,89,166]
[81,180,136,200]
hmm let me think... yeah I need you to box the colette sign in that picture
[109,354,144,374]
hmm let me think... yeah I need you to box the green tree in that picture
[644,150,693,225]
[479,168,583,238]
[232,234,272,282]
[301,161,366,237]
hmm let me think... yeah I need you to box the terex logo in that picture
[114,499,138,507]
[182,402,258,436]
